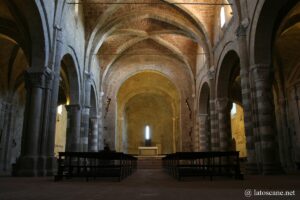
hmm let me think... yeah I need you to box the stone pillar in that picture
[81,73,92,152]
[88,117,99,152]
[278,98,294,170]
[16,68,51,176]
[45,26,63,176]
[193,116,200,151]
[250,64,282,174]
[65,104,81,152]
[0,102,12,173]
[98,96,104,150]
[199,115,209,151]
[236,23,259,174]
[216,98,232,151]
[172,117,177,153]
[210,100,219,151]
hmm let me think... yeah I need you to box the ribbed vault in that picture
[81,0,232,77]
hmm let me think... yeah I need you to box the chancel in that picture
[0,0,299,199]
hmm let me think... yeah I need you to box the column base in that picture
[37,156,47,176]
[245,162,260,175]
[14,156,38,176]
[263,163,284,175]
[46,156,57,176]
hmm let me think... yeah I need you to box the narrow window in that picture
[145,125,150,140]
[231,103,237,116]
[57,105,63,115]
[220,6,226,28]
[75,0,79,16]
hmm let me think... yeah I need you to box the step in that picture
[136,156,165,169]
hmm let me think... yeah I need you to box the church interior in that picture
[0,0,300,199]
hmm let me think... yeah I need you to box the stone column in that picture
[65,104,81,152]
[98,96,104,150]
[16,68,51,176]
[278,98,294,170]
[199,115,210,152]
[88,117,99,152]
[216,98,232,151]
[250,64,282,174]
[210,100,219,151]
[36,67,53,176]
[45,26,63,176]
[172,117,177,153]
[193,116,200,151]
[208,69,219,151]
[236,23,259,174]
[81,73,92,152]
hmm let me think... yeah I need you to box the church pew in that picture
[54,151,137,181]
[162,151,243,181]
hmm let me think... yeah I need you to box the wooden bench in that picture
[163,151,243,181]
[54,151,137,181]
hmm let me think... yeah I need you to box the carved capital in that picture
[198,114,208,123]
[216,98,231,112]
[250,64,271,82]
[207,68,215,80]
[65,104,81,112]
[236,18,249,37]
[84,72,92,81]
[25,67,53,89]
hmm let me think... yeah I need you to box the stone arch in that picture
[101,36,193,75]
[197,82,211,151]
[116,71,180,154]
[248,0,300,173]
[85,4,212,74]
[216,49,240,99]
[54,53,81,155]
[199,82,210,115]
[0,1,50,175]
[88,82,99,152]
[271,2,300,170]
[0,33,29,174]
[6,0,49,68]
[249,0,299,65]
[215,49,242,152]
[60,53,81,105]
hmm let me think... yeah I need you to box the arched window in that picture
[220,6,226,28]
[75,0,79,16]
[231,103,237,116]
[145,125,150,140]
[57,105,63,115]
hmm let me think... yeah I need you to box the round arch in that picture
[249,0,299,65]
[216,50,240,99]
[60,53,81,105]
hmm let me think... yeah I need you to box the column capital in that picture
[250,64,271,81]
[198,114,208,122]
[216,98,231,112]
[207,68,215,80]
[84,72,93,81]
[172,116,178,121]
[90,115,100,120]
[278,98,287,106]
[236,18,249,37]
[25,67,53,89]
[65,104,81,112]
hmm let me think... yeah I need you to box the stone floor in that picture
[0,169,299,200]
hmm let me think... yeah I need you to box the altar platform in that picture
[138,146,159,156]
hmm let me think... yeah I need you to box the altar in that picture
[138,146,158,156]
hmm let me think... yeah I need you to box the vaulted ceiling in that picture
[82,0,229,78]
